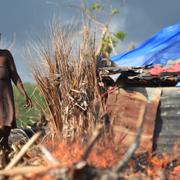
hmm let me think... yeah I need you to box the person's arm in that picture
[5,49,32,108]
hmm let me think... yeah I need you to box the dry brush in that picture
[28,22,106,140]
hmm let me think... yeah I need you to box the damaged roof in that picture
[100,62,180,87]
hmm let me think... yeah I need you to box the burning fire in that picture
[46,140,125,168]
[43,139,180,179]
[37,139,180,180]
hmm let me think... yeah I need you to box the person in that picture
[0,49,32,168]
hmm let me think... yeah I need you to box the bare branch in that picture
[5,132,41,170]
[81,125,103,161]
[39,145,59,165]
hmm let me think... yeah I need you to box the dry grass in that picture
[27,22,106,140]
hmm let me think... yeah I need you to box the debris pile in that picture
[0,132,180,179]
[100,61,180,87]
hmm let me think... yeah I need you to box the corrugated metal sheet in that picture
[153,87,180,153]
[106,88,161,153]
[106,87,180,154]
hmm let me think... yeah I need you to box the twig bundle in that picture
[29,22,104,140]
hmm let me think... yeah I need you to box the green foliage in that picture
[101,31,126,52]
[111,8,119,15]
[13,83,45,127]
[114,31,126,41]
[91,2,101,10]
[109,36,119,47]
[88,1,125,54]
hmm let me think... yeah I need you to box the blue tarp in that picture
[111,23,180,67]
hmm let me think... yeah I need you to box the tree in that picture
[80,0,126,58]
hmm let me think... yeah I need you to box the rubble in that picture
[100,63,180,87]
[0,137,179,179]
[0,103,179,179]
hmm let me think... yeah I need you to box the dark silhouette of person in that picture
[0,49,32,168]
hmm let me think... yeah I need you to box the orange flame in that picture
[46,140,124,169]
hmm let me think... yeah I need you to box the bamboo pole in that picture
[5,132,41,170]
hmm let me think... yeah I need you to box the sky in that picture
[0,0,180,82]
